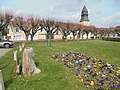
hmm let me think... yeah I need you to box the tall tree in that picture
[58,22,71,41]
[70,23,78,40]
[0,13,13,36]
[40,19,57,46]
[27,18,43,41]
[115,26,120,37]
[97,28,106,39]
[13,16,31,42]
[91,27,99,39]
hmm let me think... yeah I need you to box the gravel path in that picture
[0,48,11,57]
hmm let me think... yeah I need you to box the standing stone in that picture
[19,45,22,51]
[22,47,41,77]
[13,50,18,61]
[22,43,25,48]
[16,59,22,75]
[0,70,5,90]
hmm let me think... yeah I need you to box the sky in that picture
[0,0,120,27]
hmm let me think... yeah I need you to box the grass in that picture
[0,40,120,90]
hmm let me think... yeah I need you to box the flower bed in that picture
[52,52,120,90]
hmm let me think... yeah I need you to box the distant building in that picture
[7,24,62,41]
[6,6,93,41]
[80,5,90,26]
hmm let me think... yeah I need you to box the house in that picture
[7,5,94,41]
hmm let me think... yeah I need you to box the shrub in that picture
[104,37,120,42]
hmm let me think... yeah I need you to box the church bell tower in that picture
[80,5,90,26]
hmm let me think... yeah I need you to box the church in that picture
[80,5,90,26]
[7,5,92,41]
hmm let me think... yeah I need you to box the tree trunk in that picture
[64,36,67,41]
[30,35,34,41]
[77,31,81,40]
[72,32,75,40]
[25,34,29,43]
[73,35,75,40]
[82,34,84,39]
[62,35,67,41]
[108,34,110,38]
[86,34,89,40]
[100,35,102,40]
[62,35,64,40]
[48,34,51,47]
[94,35,97,39]
[22,47,41,77]
[0,70,5,90]
[113,33,115,37]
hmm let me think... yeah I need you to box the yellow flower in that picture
[90,81,94,86]
[94,65,97,68]
[86,85,89,87]
[116,70,120,74]
[78,75,82,80]
[98,72,101,74]
[85,74,87,77]
[98,64,102,67]
[107,63,111,67]
[55,59,58,61]
[81,79,84,82]
[76,61,78,64]
[94,69,97,72]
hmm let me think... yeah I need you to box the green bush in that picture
[104,37,120,42]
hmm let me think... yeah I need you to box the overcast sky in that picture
[0,0,120,27]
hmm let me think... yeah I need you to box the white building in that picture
[6,5,94,41]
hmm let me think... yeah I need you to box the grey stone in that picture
[0,70,5,90]
[22,47,41,77]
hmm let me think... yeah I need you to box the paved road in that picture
[0,48,11,57]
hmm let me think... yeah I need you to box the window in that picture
[15,35,22,40]
[15,28,20,33]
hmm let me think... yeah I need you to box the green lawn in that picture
[0,40,120,90]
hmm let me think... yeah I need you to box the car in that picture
[0,38,14,48]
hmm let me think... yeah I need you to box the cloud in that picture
[0,6,13,14]
[0,5,44,19]
[90,12,120,27]
[51,0,83,13]
[89,8,101,15]
[71,13,80,18]
[101,12,120,27]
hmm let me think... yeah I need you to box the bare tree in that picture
[13,16,31,42]
[115,26,120,37]
[76,24,84,40]
[27,18,43,41]
[91,27,99,39]
[58,22,71,41]
[70,23,78,40]
[40,19,57,46]
[0,13,13,36]
[97,28,107,39]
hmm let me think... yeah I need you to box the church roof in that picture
[81,5,88,15]
[80,5,90,22]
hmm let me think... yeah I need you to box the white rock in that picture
[13,50,18,61]
[19,45,22,51]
